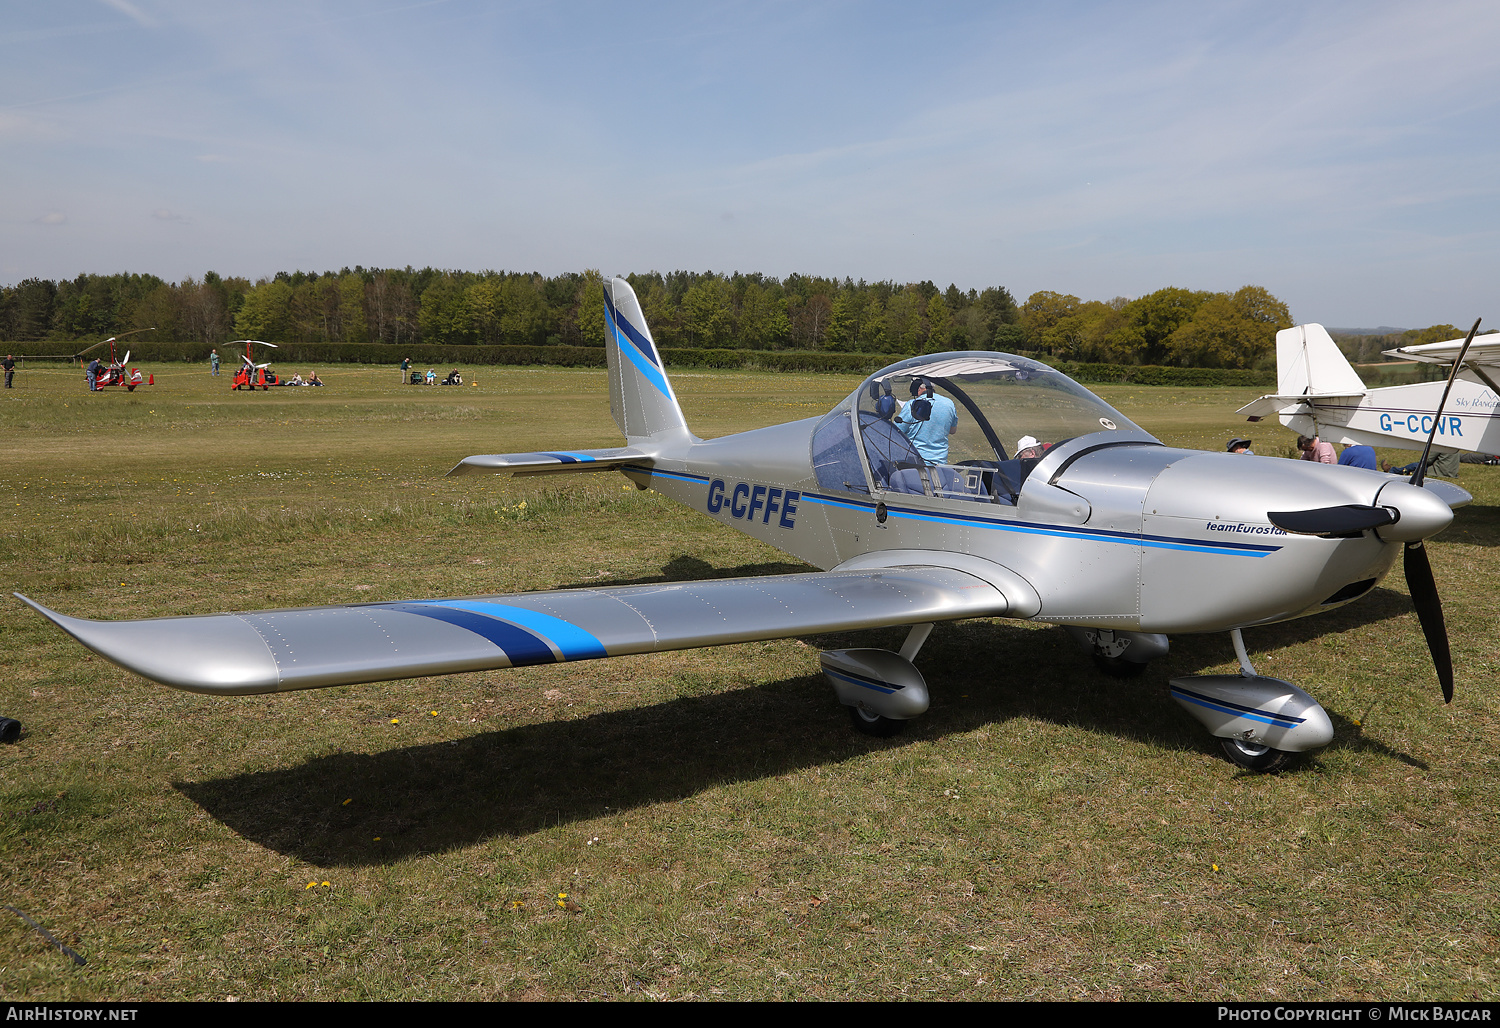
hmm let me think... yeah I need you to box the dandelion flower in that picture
[390,718,399,724]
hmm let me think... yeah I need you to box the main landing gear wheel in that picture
[1220,737,1293,773]
[1091,651,1147,678]
[848,706,905,738]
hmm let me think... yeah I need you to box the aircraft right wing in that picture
[1383,336,1500,368]
[16,565,1014,697]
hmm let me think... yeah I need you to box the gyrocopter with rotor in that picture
[230,339,280,390]
[74,327,155,391]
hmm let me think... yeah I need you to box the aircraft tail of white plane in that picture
[603,277,693,444]
[1237,324,1368,421]
[1276,324,1367,397]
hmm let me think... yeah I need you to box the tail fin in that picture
[603,277,691,443]
[1277,324,1366,396]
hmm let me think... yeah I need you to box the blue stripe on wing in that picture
[434,600,609,661]
[381,603,559,666]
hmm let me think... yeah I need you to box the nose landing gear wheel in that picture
[1220,737,1292,773]
[848,706,905,738]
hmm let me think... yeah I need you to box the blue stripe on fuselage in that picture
[797,492,1281,557]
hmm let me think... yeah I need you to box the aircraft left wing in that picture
[447,446,650,477]
[16,566,1012,696]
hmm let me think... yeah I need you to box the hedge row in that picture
[1047,361,1275,388]
[14,338,1276,387]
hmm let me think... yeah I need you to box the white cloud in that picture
[96,0,153,28]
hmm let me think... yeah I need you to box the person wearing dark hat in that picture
[1226,437,1254,455]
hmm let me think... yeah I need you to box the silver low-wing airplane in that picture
[1238,323,1500,460]
[19,280,1474,773]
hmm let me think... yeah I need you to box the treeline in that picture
[1018,286,1293,370]
[0,268,1298,369]
[1331,325,1473,364]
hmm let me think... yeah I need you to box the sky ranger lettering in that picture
[19,279,1472,775]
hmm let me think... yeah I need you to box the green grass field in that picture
[2,360,1497,1000]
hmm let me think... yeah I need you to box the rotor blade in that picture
[1268,504,1398,537]
[1404,540,1453,703]
[1412,317,1481,488]
[74,340,109,358]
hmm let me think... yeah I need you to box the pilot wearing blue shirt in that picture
[897,379,958,464]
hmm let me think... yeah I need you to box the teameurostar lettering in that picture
[705,479,798,529]
[5,1011,138,1021]
[1378,412,1464,437]
[1205,521,1288,536]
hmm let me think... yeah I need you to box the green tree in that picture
[234,280,293,341]
[925,293,951,351]
[576,269,606,346]
[681,276,734,346]
[1020,291,1081,351]
[418,275,473,344]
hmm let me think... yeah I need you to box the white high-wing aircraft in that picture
[18,280,1474,774]
[1237,324,1500,459]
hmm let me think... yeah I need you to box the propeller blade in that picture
[1268,504,1398,537]
[121,350,129,366]
[1403,540,1453,702]
[1411,317,1481,488]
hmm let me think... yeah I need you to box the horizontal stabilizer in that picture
[447,447,650,477]
[1235,392,1366,421]
[16,566,1011,695]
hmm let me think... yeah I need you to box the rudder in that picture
[1277,323,1366,396]
[604,277,691,442]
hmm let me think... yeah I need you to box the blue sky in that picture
[4,0,1499,328]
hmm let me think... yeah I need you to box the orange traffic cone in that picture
[148,373,154,385]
